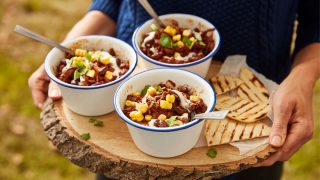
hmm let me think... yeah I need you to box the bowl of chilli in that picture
[114,68,216,158]
[45,35,137,116]
[132,13,221,77]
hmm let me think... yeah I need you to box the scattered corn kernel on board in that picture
[41,61,275,179]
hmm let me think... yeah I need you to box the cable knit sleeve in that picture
[89,0,121,22]
[295,0,320,53]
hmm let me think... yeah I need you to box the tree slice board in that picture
[40,61,276,179]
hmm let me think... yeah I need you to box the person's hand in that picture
[254,65,315,167]
[28,65,62,109]
[28,11,118,109]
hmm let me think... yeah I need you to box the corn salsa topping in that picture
[140,21,215,64]
[123,80,207,128]
[56,48,129,86]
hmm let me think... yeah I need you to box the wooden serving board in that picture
[40,61,276,179]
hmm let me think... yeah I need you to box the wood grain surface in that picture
[40,61,276,179]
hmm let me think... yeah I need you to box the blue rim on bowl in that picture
[132,13,221,68]
[113,68,217,132]
[44,35,138,90]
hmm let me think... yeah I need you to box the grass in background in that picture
[0,0,94,179]
[0,0,318,179]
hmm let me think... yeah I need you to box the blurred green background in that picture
[0,0,318,179]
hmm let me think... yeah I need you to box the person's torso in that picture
[115,0,299,83]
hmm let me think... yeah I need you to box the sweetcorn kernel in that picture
[182,29,192,37]
[174,52,181,59]
[189,37,196,41]
[100,57,110,65]
[147,87,157,96]
[138,103,149,113]
[172,34,181,41]
[145,115,152,121]
[160,100,172,109]
[174,120,183,126]
[158,114,167,121]
[86,69,95,78]
[129,111,144,122]
[125,100,136,107]
[190,95,200,102]
[129,111,137,119]
[135,112,144,121]
[75,49,87,57]
[71,57,83,68]
[166,94,175,103]
[105,71,113,80]
[163,26,176,36]
[176,41,184,47]
[132,92,141,97]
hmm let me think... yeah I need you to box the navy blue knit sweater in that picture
[90,0,319,83]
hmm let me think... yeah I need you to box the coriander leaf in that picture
[85,53,92,61]
[154,85,163,92]
[80,133,90,140]
[73,70,81,80]
[141,85,151,96]
[207,148,217,158]
[76,61,85,69]
[199,41,206,46]
[89,118,104,127]
[93,120,103,127]
[79,68,88,76]
[182,37,192,47]
[160,34,173,48]
[168,116,177,127]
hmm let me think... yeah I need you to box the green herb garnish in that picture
[160,34,173,48]
[79,68,88,76]
[94,120,103,127]
[76,61,85,69]
[80,133,90,140]
[150,24,158,31]
[141,85,151,96]
[85,53,92,61]
[182,37,192,47]
[154,85,163,92]
[89,118,104,127]
[73,70,81,80]
[74,67,87,81]
[168,116,177,127]
[207,148,217,158]
[199,41,206,46]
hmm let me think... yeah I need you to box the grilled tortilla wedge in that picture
[215,95,269,123]
[205,118,271,146]
[237,68,269,104]
[211,75,243,95]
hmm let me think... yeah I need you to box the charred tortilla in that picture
[205,118,271,146]
[237,68,269,104]
[215,95,268,123]
[211,76,243,95]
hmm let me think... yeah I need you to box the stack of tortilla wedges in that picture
[205,67,272,146]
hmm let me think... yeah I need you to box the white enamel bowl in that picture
[45,35,137,116]
[132,13,221,77]
[114,68,216,158]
